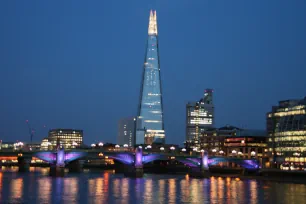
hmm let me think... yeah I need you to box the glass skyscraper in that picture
[136,10,165,145]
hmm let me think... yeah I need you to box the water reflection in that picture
[38,177,52,203]
[0,168,305,204]
[10,178,23,203]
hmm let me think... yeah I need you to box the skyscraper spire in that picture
[136,10,165,145]
[148,10,158,35]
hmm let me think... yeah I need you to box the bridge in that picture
[0,147,260,177]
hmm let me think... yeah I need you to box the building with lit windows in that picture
[198,125,268,167]
[117,117,136,147]
[136,10,165,145]
[47,129,83,149]
[186,89,214,142]
[267,97,306,170]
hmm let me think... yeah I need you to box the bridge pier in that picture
[189,151,210,178]
[50,165,65,177]
[50,148,66,177]
[67,160,84,173]
[124,147,144,178]
[18,156,31,172]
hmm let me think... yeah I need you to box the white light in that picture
[115,145,120,148]
[212,149,217,153]
[241,140,245,144]
[193,147,197,151]
[160,147,164,151]
[219,150,224,154]
[123,144,128,147]
[138,146,143,149]
[91,144,96,147]
[232,150,237,154]
[182,148,186,152]
[200,149,204,153]
[98,142,104,147]
[251,151,256,156]
[147,145,152,149]
[238,152,243,155]
[170,146,175,150]
[72,141,78,146]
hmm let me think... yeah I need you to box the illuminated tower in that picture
[136,10,165,145]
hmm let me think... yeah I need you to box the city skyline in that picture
[0,1,305,145]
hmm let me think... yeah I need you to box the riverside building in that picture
[267,97,306,170]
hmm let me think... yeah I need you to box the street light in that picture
[232,150,237,155]
[138,146,143,149]
[115,145,120,148]
[193,147,197,152]
[91,144,96,147]
[98,142,104,147]
[238,151,243,156]
[147,145,152,149]
[200,149,204,153]
[219,150,224,154]
[182,148,186,152]
[160,147,164,151]
[251,151,256,157]
[212,149,217,153]
[123,144,128,148]
[170,146,175,151]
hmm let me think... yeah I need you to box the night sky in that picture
[0,0,305,145]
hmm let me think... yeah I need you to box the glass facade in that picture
[136,10,165,144]
[267,97,306,170]
[186,89,214,142]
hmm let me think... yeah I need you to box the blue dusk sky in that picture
[0,0,305,145]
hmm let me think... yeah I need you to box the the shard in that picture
[136,10,165,145]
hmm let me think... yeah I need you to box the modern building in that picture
[267,97,306,170]
[186,89,214,142]
[117,117,136,147]
[47,129,83,149]
[136,10,165,145]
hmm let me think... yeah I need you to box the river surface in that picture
[0,167,305,204]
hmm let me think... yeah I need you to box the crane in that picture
[26,120,35,142]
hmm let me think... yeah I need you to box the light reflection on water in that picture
[0,167,305,203]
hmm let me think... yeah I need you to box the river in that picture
[0,167,305,203]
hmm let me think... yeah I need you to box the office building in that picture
[117,117,136,147]
[267,97,306,170]
[186,89,214,142]
[136,10,165,145]
[47,129,83,149]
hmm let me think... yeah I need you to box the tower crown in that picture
[148,10,158,35]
